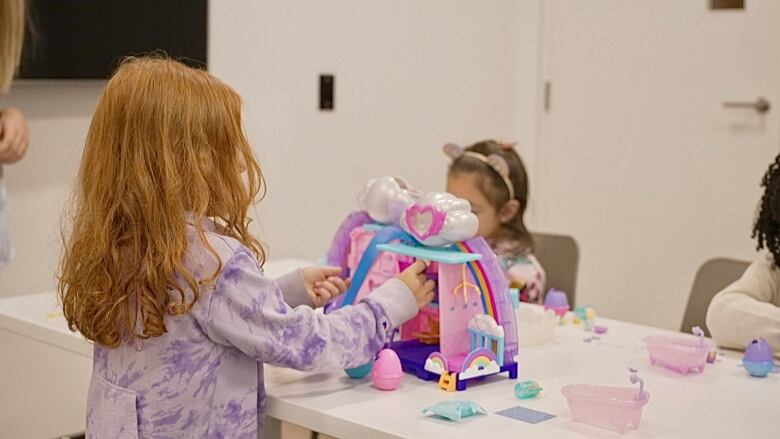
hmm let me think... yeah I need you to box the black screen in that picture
[19,0,208,79]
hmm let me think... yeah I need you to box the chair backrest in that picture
[531,232,580,306]
[681,257,750,335]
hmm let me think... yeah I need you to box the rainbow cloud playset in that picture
[326,176,518,391]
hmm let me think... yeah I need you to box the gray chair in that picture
[681,257,750,336]
[531,232,580,306]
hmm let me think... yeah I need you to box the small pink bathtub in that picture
[643,335,712,374]
[562,384,650,433]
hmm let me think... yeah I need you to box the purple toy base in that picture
[390,339,518,391]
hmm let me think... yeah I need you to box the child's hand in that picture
[397,260,436,309]
[301,266,350,308]
[0,107,29,164]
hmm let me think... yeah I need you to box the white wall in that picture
[209,0,525,262]
[0,0,531,297]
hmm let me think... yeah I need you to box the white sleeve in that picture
[706,254,780,357]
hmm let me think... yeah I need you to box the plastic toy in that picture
[345,360,374,379]
[742,338,775,378]
[561,373,650,433]
[573,306,588,320]
[372,349,404,390]
[509,288,520,309]
[643,333,713,374]
[517,303,557,347]
[583,308,596,331]
[326,178,519,391]
[594,325,608,334]
[515,380,542,399]
[422,400,486,421]
[543,288,570,317]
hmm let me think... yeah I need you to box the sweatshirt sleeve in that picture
[706,253,780,357]
[197,248,419,370]
[273,269,313,308]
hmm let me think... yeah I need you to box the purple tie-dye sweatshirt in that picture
[85,220,418,438]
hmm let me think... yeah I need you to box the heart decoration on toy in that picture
[404,204,446,241]
[399,192,478,247]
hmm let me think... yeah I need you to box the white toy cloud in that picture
[400,192,478,247]
[468,314,505,338]
[459,360,500,380]
[357,176,420,224]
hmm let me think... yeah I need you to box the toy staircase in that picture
[438,372,457,392]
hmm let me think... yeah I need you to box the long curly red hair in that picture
[58,57,265,348]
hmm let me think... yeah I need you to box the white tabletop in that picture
[265,318,778,439]
[1,259,776,438]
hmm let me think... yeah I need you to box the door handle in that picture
[723,97,771,114]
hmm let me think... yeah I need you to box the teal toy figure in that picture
[515,380,542,399]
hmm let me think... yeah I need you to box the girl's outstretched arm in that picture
[196,248,419,370]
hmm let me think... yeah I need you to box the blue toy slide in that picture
[338,226,416,307]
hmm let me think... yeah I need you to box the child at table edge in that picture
[707,154,780,357]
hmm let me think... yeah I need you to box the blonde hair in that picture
[59,57,265,348]
[0,0,24,93]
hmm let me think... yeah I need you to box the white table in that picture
[1,259,777,438]
[264,315,779,438]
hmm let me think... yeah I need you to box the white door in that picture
[537,0,780,329]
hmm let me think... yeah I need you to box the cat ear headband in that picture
[443,142,515,199]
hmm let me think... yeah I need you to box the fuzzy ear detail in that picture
[486,154,511,178]
[442,143,464,159]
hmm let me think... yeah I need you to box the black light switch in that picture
[319,74,334,111]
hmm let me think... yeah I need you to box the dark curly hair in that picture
[753,154,780,267]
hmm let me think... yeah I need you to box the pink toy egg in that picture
[371,349,403,390]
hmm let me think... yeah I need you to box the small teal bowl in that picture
[345,360,374,379]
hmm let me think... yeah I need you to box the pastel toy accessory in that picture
[543,288,570,317]
[422,400,486,422]
[496,406,556,424]
[561,373,650,433]
[514,380,543,399]
[345,360,373,379]
[371,349,404,390]
[742,338,776,378]
[643,333,713,374]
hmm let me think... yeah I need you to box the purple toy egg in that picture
[372,349,403,391]
[544,289,569,308]
[744,338,774,363]
[594,325,608,334]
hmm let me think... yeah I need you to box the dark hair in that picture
[753,154,780,267]
[448,139,533,251]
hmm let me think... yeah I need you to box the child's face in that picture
[447,172,501,239]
